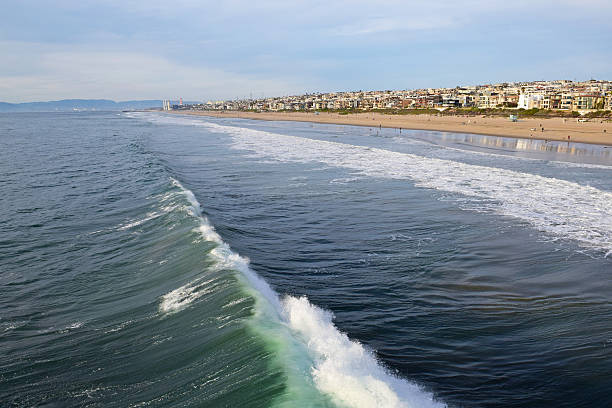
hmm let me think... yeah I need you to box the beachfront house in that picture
[518,93,545,109]
[573,94,598,110]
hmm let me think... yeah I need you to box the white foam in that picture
[2,320,27,332]
[222,297,250,309]
[550,160,612,170]
[127,112,612,169]
[117,211,162,231]
[117,201,180,231]
[104,319,135,334]
[197,121,612,255]
[159,278,216,314]
[57,321,84,334]
[283,296,444,408]
[164,178,446,407]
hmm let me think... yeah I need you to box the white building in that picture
[517,93,544,109]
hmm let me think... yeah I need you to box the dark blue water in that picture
[1,111,611,407]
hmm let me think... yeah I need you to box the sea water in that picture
[1,111,611,407]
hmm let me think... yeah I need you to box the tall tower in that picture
[179,98,183,106]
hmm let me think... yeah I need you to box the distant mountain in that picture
[0,99,168,112]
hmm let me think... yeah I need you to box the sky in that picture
[0,0,611,103]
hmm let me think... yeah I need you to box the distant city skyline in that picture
[1,0,611,103]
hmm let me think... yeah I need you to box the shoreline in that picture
[165,110,612,147]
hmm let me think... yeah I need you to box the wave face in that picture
[0,113,301,407]
[170,178,446,408]
[194,121,612,256]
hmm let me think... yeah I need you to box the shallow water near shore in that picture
[1,111,611,407]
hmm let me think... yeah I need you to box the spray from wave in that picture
[161,178,446,408]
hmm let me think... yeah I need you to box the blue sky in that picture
[1,0,611,102]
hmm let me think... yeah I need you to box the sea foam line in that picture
[164,178,446,408]
[194,121,612,256]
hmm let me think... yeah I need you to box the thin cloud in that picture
[0,42,307,102]
[331,16,456,36]
[1,1,610,101]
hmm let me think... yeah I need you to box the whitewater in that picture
[160,178,446,408]
[185,121,612,257]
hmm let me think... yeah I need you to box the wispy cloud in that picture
[0,42,306,102]
[0,1,610,101]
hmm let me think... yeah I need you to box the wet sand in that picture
[169,110,612,146]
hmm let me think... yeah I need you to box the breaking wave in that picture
[160,178,446,408]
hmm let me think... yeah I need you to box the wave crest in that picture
[282,295,444,408]
[161,177,445,407]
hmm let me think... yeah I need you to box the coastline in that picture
[166,110,612,146]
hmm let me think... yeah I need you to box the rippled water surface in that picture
[1,112,611,407]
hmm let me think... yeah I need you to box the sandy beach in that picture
[170,110,612,146]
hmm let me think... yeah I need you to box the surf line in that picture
[199,120,612,257]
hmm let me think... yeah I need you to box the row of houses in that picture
[517,93,608,110]
[188,79,612,113]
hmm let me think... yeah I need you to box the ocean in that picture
[1,111,611,407]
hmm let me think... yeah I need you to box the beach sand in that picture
[169,110,612,146]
